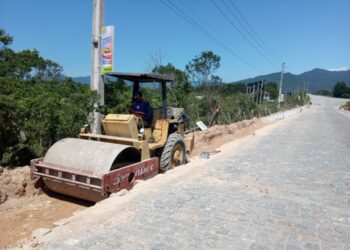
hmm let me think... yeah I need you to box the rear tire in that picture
[160,133,186,173]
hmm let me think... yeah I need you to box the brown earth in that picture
[0,166,42,203]
[0,166,91,249]
[0,117,265,249]
[191,118,263,156]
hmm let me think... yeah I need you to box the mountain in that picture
[70,68,350,93]
[72,76,90,84]
[235,68,350,93]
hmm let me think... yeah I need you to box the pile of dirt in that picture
[191,118,263,156]
[0,165,90,248]
[0,165,42,204]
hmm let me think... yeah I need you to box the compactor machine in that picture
[30,73,194,202]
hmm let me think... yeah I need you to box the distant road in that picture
[20,95,350,250]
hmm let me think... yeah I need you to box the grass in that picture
[341,101,350,111]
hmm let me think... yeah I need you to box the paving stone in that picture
[27,96,350,250]
[303,242,320,250]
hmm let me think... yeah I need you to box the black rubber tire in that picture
[159,133,187,173]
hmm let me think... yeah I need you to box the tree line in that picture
[316,82,350,98]
[0,30,98,165]
[0,29,306,166]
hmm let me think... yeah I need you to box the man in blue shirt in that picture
[130,91,153,127]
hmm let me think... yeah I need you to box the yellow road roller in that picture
[30,73,194,202]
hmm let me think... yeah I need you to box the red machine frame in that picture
[30,157,159,201]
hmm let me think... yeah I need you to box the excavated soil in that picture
[191,118,264,156]
[0,117,265,249]
[0,166,91,249]
[0,166,42,203]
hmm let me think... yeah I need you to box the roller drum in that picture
[43,138,141,177]
[39,138,141,202]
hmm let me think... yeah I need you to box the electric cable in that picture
[211,0,279,68]
[159,0,265,74]
[227,0,284,63]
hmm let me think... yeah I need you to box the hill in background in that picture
[235,68,350,93]
[71,76,91,84]
[72,68,350,93]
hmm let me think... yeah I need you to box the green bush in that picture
[333,82,350,98]
[0,29,99,165]
[341,101,350,110]
[0,78,98,165]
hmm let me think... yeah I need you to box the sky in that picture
[0,0,349,82]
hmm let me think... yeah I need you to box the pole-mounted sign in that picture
[101,25,114,75]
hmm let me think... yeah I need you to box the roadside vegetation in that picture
[0,30,98,165]
[0,29,308,166]
[332,82,350,98]
[341,101,350,111]
[317,82,350,98]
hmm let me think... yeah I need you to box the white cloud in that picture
[328,66,350,71]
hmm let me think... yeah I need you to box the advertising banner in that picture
[101,25,114,74]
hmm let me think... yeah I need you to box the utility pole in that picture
[277,62,285,109]
[91,0,104,134]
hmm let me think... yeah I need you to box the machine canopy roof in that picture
[106,72,174,83]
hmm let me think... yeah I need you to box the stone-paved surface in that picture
[23,96,350,250]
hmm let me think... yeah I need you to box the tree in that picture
[0,29,13,48]
[0,29,62,81]
[153,63,191,108]
[147,48,166,71]
[0,77,98,165]
[332,82,350,98]
[185,51,220,86]
[0,29,97,165]
[264,82,279,100]
[104,78,132,114]
[0,80,21,164]
[34,59,63,82]
[223,83,246,94]
[185,51,221,124]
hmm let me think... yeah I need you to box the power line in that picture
[176,0,220,40]
[211,0,279,68]
[160,0,264,73]
[176,0,262,67]
[221,0,281,65]
[227,0,284,63]
[159,0,265,74]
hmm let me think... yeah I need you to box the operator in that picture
[129,91,153,127]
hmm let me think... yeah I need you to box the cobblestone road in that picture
[24,96,350,250]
